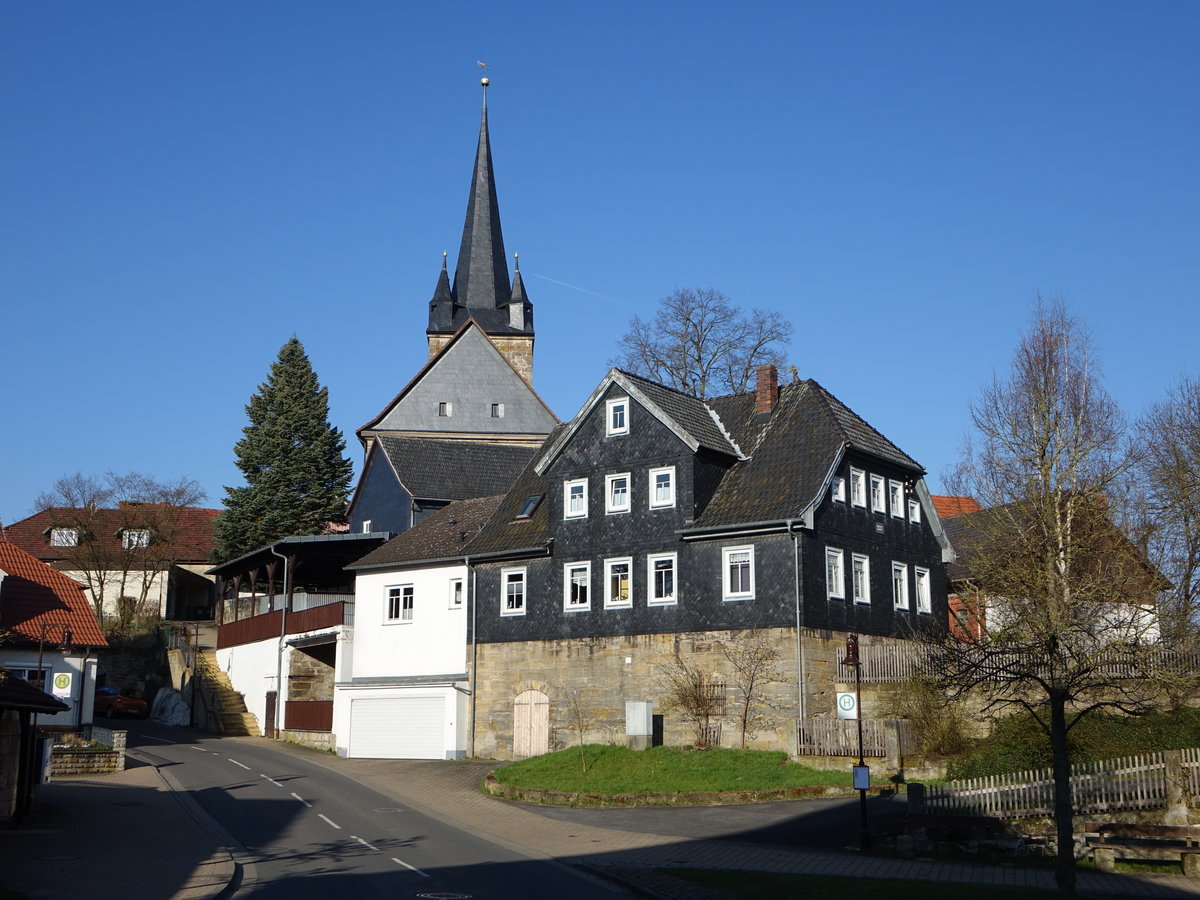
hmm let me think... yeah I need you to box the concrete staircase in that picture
[196,651,261,737]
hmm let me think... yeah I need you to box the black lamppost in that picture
[842,633,870,850]
[35,623,74,698]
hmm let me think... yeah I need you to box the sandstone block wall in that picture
[472,627,915,759]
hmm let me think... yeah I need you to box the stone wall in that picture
[288,645,335,702]
[472,627,913,759]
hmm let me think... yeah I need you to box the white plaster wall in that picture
[59,569,171,619]
[352,565,469,679]
[216,637,281,731]
[0,650,97,727]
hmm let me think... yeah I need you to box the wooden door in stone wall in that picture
[512,689,549,759]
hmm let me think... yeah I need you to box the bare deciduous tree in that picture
[37,471,206,630]
[723,633,785,749]
[657,652,725,748]
[611,288,793,398]
[929,298,1170,896]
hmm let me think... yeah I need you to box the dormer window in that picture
[606,398,629,436]
[122,528,151,550]
[50,528,78,548]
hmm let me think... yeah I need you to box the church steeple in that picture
[427,76,535,383]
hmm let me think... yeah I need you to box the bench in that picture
[1084,822,1200,875]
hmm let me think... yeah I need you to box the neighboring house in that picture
[4,504,219,622]
[0,667,69,823]
[937,496,1162,643]
[335,495,502,759]
[0,537,108,731]
[460,365,952,758]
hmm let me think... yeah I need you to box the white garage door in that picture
[349,696,445,759]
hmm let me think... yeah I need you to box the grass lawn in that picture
[665,869,1129,899]
[492,744,872,794]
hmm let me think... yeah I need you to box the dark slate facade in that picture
[465,368,951,645]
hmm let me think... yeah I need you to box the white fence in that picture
[925,748,1200,818]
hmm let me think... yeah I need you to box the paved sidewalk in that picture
[246,736,1200,899]
[0,755,236,900]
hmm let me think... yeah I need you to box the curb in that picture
[126,747,246,900]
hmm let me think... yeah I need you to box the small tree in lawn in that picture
[611,288,793,398]
[214,337,353,563]
[658,652,725,748]
[925,297,1170,897]
[723,632,785,749]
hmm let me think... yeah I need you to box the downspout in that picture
[268,544,289,739]
[468,559,477,759]
[788,519,806,727]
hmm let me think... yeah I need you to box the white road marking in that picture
[391,857,429,877]
[291,792,312,807]
[229,759,251,770]
[318,814,341,830]
[190,746,208,753]
[352,836,379,851]
[260,774,284,787]
[142,736,173,744]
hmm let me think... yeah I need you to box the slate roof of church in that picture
[377,436,537,502]
[349,495,506,570]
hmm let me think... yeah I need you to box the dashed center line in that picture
[190,746,208,753]
[229,759,251,770]
[291,792,312,807]
[142,736,173,744]
[318,814,341,830]
[352,836,379,851]
[392,857,429,877]
[260,774,284,788]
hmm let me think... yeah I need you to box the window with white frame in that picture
[722,545,755,601]
[915,567,931,613]
[649,466,675,508]
[826,547,844,600]
[832,476,845,503]
[438,401,452,417]
[563,562,590,610]
[362,519,373,533]
[564,478,588,519]
[850,468,866,507]
[386,585,414,623]
[449,578,463,609]
[491,402,504,418]
[501,567,526,616]
[889,480,904,518]
[50,527,78,548]
[870,475,885,513]
[908,499,921,524]
[6,668,48,691]
[647,552,677,605]
[604,557,632,607]
[605,473,631,514]
[122,528,151,550]
[606,397,629,436]
[892,562,909,609]
[852,553,871,604]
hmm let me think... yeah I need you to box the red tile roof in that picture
[931,495,983,518]
[3,506,219,565]
[0,538,106,647]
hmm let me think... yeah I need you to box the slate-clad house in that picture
[462,366,952,758]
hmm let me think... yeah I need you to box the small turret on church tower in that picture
[427,77,535,384]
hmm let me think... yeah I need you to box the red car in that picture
[93,686,148,719]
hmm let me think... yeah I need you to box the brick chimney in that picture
[755,364,779,414]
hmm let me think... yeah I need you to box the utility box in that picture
[626,701,653,750]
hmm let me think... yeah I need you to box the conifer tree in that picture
[213,337,353,562]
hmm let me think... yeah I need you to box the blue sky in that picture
[3,2,1198,526]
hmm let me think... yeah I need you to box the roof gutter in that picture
[679,511,814,542]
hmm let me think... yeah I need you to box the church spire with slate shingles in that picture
[426,75,535,384]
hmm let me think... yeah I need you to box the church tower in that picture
[427,77,535,384]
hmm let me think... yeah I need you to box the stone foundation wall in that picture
[280,729,336,752]
[288,649,334,702]
[472,627,914,760]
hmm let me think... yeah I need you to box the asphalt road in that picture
[124,720,632,899]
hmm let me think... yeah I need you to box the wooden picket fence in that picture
[796,717,916,757]
[925,747,1200,818]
